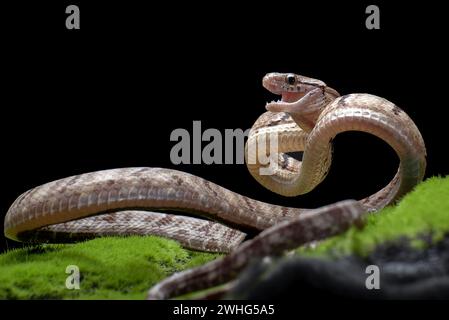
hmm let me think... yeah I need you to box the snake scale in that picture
[4,73,426,299]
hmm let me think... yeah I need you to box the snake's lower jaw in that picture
[265,101,288,113]
[266,100,299,114]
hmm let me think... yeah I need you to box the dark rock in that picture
[226,234,449,299]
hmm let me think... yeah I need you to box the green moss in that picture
[298,176,449,258]
[0,236,219,299]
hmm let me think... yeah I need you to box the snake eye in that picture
[286,74,296,85]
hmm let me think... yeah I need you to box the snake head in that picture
[263,72,326,103]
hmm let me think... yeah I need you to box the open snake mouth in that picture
[266,92,303,113]
[267,92,305,107]
[281,91,304,103]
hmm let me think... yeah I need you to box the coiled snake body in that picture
[4,73,426,299]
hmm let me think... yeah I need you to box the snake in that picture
[3,73,426,299]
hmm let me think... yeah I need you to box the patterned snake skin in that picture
[4,73,426,299]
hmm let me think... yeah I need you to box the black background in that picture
[0,1,448,315]
[1,1,447,260]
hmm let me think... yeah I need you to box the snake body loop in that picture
[3,73,426,299]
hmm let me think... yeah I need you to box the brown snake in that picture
[4,73,426,299]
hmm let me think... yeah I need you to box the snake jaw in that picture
[281,92,305,102]
[266,100,294,113]
[265,91,305,113]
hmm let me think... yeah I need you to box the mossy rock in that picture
[298,176,449,258]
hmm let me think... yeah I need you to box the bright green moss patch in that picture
[298,176,449,258]
[0,236,219,299]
